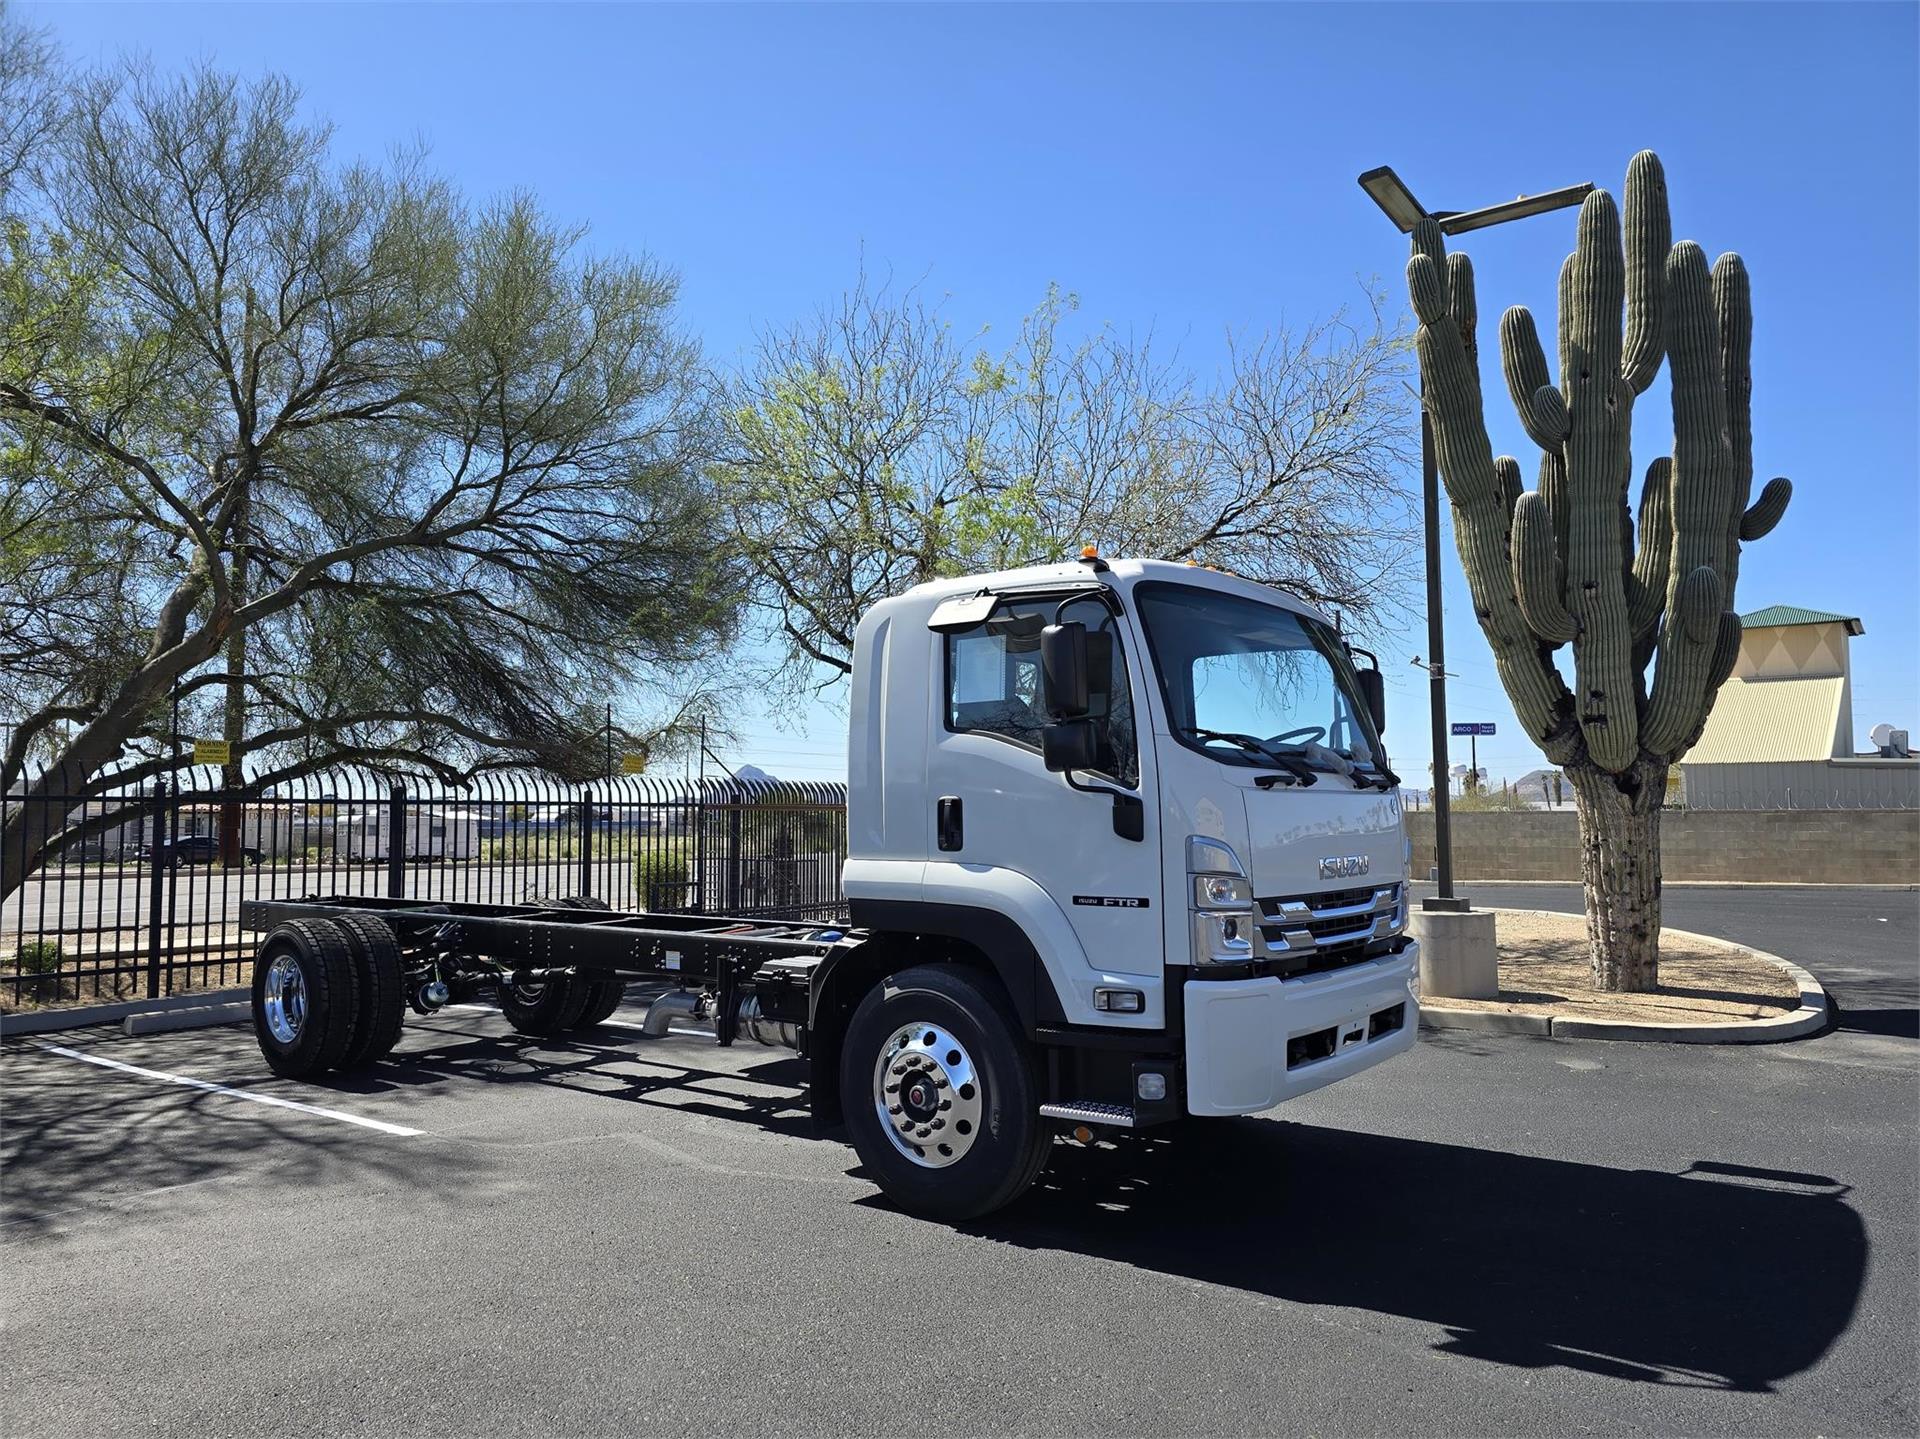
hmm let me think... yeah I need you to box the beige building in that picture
[1681,606,1916,810]
[1685,605,1863,765]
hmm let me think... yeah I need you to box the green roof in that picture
[1739,605,1863,633]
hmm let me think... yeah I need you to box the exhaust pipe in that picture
[640,990,707,1037]
[637,990,801,1051]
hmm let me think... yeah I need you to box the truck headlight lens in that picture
[1193,874,1252,908]
[1192,910,1255,965]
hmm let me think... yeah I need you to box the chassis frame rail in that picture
[240,896,854,1045]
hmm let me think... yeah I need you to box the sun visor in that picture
[926,591,1000,634]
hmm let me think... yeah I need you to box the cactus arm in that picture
[1406,221,1579,759]
[1558,189,1639,771]
[1707,611,1743,690]
[1628,457,1673,637]
[1496,454,1524,518]
[1643,241,1738,756]
[1740,476,1792,540]
[1539,451,1569,567]
[1500,307,1570,452]
[1620,151,1671,394]
[1448,252,1479,369]
[1712,254,1755,585]
[1676,612,1747,756]
[1512,490,1578,644]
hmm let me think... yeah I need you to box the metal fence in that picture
[1678,759,1920,811]
[1,768,848,1011]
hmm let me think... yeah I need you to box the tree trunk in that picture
[219,494,249,866]
[1567,754,1668,991]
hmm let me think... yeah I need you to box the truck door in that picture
[926,592,1164,984]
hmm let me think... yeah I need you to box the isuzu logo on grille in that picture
[1318,855,1371,880]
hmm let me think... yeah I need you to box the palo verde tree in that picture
[717,275,1417,696]
[1407,152,1791,990]
[0,42,739,901]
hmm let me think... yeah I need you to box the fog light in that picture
[1135,1072,1168,1102]
[1094,987,1145,1013]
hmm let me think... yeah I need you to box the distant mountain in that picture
[735,764,778,783]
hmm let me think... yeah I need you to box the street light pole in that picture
[1357,166,1592,914]
[1418,403,1459,907]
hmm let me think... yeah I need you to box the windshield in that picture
[1134,582,1385,774]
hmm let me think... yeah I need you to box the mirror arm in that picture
[1059,770,1145,842]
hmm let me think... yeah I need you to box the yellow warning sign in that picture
[192,739,231,766]
[620,754,648,775]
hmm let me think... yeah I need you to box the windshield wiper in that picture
[1324,747,1400,790]
[1179,726,1318,787]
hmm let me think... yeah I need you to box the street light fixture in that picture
[1359,165,1591,914]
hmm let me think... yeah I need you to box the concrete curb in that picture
[1,988,249,1038]
[1417,910,1830,1046]
[123,1002,252,1036]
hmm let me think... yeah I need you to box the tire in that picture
[252,919,361,1079]
[334,914,407,1069]
[839,964,1053,1221]
[576,978,627,1028]
[555,897,622,1029]
[499,974,596,1035]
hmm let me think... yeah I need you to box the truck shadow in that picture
[966,1118,1865,1396]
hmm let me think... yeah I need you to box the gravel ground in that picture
[1421,908,1799,1021]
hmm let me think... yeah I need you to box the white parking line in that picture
[35,1044,423,1137]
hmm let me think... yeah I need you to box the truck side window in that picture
[945,598,1139,789]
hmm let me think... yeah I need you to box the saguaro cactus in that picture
[1407,152,1791,990]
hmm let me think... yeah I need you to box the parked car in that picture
[136,835,262,867]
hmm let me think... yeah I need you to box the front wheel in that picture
[839,964,1052,1221]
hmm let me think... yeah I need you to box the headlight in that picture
[1193,874,1252,908]
[1187,834,1254,967]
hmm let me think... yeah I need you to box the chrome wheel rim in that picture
[872,1022,983,1169]
[263,951,307,1046]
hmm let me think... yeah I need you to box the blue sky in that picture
[32,2,1919,783]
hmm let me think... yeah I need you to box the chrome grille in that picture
[1254,882,1405,974]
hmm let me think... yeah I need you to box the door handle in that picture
[936,796,964,852]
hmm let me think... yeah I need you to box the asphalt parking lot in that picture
[3,885,1915,1437]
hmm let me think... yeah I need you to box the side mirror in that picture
[1042,718,1098,773]
[1041,621,1089,718]
[1356,666,1386,735]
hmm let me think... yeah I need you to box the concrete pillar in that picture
[1412,907,1499,999]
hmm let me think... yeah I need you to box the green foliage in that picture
[0,40,740,864]
[717,274,1418,692]
[1406,151,1790,775]
[13,938,62,974]
[634,840,691,907]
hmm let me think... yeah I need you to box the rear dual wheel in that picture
[252,915,407,1079]
[497,896,626,1035]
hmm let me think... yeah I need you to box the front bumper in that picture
[1183,942,1419,1116]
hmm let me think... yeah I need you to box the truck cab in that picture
[838,554,1416,1171]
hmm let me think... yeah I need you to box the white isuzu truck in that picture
[242,552,1418,1218]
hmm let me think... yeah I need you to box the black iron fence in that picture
[1,768,848,1011]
